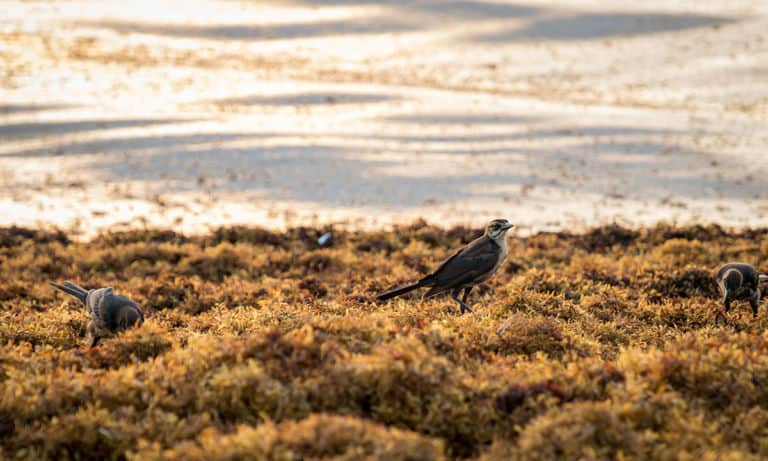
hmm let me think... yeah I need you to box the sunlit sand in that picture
[2,0,767,238]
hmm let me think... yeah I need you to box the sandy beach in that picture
[2,0,767,237]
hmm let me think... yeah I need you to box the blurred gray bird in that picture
[715,262,768,318]
[376,219,514,314]
[50,281,144,346]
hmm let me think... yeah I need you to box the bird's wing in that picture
[738,263,760,288]
[86,287,114,330]
[423,246,465,282]
[426,234,491,276]
[425,236,500,293]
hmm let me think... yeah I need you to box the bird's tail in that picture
[376,281,424,301]
[50,281,88,303]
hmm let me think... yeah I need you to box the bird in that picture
[50,281,144,347]
[376,219,514,314]
[715,262,768,318]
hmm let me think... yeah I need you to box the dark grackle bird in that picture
[715,262,768,318]
[51,281,144,347]
[376,219,514,314]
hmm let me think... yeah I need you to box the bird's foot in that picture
[461,305,475,315]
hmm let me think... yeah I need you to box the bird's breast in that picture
[491,238,509,274]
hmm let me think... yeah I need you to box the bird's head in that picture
[485,219,514,240]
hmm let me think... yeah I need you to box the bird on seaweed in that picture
[50,281,144,347]
[376,219,514,314]
[715,262,768,319]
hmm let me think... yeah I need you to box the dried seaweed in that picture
[2,222,767,460]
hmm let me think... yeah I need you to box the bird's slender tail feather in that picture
[63,281,89,296]
[50,281,88,303]
[376,281,424,301]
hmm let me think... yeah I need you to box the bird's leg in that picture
[723,290,731,313]
[714,291,731,325]
[86,321,101,348]
[462,286,476,314]
[751,288,761,318]
[451,288,474,315]
[462,286,473,304]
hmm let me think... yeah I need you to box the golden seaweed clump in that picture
[1,223,768,460]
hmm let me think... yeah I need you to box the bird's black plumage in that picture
[715,262,768,318]
[377,219,513,314]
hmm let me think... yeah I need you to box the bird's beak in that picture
[502,223,514,231]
